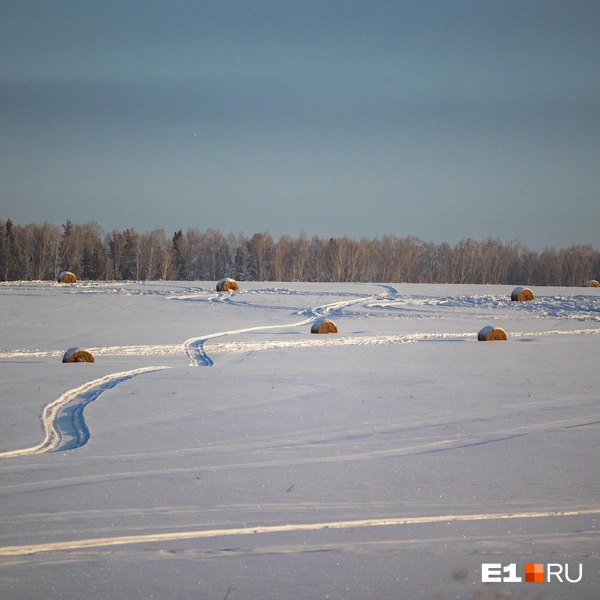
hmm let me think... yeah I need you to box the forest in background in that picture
[0,218,598,286]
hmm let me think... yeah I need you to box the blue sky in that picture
[1,0,599,250]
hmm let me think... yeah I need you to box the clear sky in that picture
[1,0,599,250]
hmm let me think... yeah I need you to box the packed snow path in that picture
[0,367,169,458]
[2,327,600,360]
[1,507,599,557]
[183,285,397,366]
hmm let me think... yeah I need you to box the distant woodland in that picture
[1,218,598,286]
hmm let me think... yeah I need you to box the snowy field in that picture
[0,280,599,600]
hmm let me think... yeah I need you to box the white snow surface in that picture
[0,281,599,599]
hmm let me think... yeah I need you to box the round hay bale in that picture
[511,286,534,302]
[57,271,77,283]
[216,278,239,292]
[62,347,95,363]
[583,279,600,287]
[478,326,507,341]
[311,320,338,334]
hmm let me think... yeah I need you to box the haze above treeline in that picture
[1,218,598,287]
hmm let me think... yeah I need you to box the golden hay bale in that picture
[478,326,507,341]
[57,271,77,283]
[583,279,600,287]
[511,286,534,302]
[216,278,239,292]
[62,347,95,363]
[311,320,338,334]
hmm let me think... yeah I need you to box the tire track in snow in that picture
[0,367,170,458]
[208,331,474,355]
[3,408,597,496]
[190,326,600,358]
[183,286,396,366]
[1,507,598,556]
[0,345,183,359]
[301,285,396,320]
[2,327,599,361]
[183,320,314,366]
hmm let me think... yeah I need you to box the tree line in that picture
[0,218,598,286]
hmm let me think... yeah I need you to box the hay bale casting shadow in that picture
[216,278,239,292]
[511,286,534,302]
[57,271,77,283]
[478,326,507,341]
[311,320,338,334]
[62,347,95,363]
[584,280,600,287]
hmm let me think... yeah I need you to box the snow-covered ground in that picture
[0,281,598,599]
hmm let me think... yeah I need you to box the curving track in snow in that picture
[183,285,397,366]
[183,320,313,366]
[0,367,170,458]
